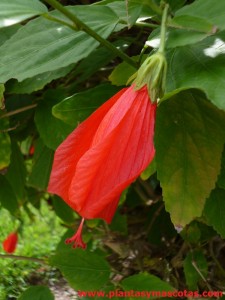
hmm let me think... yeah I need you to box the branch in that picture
[0,103,37,119]
[0,253,46,264]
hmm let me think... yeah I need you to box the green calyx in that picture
[133,52,167,103]
[131,3,169,103]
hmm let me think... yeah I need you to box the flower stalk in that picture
[133,3,169,102]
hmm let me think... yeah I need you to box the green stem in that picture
[135,21,159,29]
[158,3,169,54]
[43,0,137,68]
[0,254,45,264]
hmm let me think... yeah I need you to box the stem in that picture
[0,103,37,119]
[43,0,137,68]
[0,254,45,264]
[158,3,169,54]
[135,22,159,29]
[191,259,212,290]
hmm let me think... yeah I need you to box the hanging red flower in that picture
[48,84,156,248]
[3,232,18,253]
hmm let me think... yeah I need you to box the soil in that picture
[49,278,77,300]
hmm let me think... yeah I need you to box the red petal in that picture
[3,232,18,253]
[69,85,156,223]
[48,88,127,202]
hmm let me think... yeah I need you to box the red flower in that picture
[3,232,18,253]
[29,144,35,156]
[48,84,156,248]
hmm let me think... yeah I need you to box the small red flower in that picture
[48,84,156,248]
[3,232,18,253]
[29,145,35,156]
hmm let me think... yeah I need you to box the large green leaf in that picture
[50,249,111,290]
[165,31,225,110]
[34,90,74,150]
[5,140,26,201]
[27,139,54,190]
[155,90,225,226]
[52,84,119,126]
[0,0,47,28]
[204,188,225,239]
[175,0,225,31]
[0,174,19,214]
[121,273,175,299]
[0,24,21,46]
[18,286,54,300]
[0,6,119,82]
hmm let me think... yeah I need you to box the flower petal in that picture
[68,85,156,223]
[48,88,127,202]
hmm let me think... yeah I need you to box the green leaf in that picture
[181,222,201,244]
[52,84,119,126]
[7,64,74,94]
[121,273,175,299]
[0,6,119,82]
[0,132,11,169]
[165,31,225,110]
[18,286,54,300]
[0,174,19,214]
[0,24,21,47]
[175,0,225,31]
[172,15,214,33]
[35,90,74,150]
[50,249,111,290]
[97,0,153,29]
[108,55,147,86]
[5,140,26,201]
[164,0,186,13]
[155,90,225,226]
[183,250,208,290]
[71,40,129,86]
[28,139,54,190]
[0,0,47,28]
[108,60,136,86]
[147,19,213,49]
[204,188,225,239]
[140,158,156,180]
[52,195,75,224]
